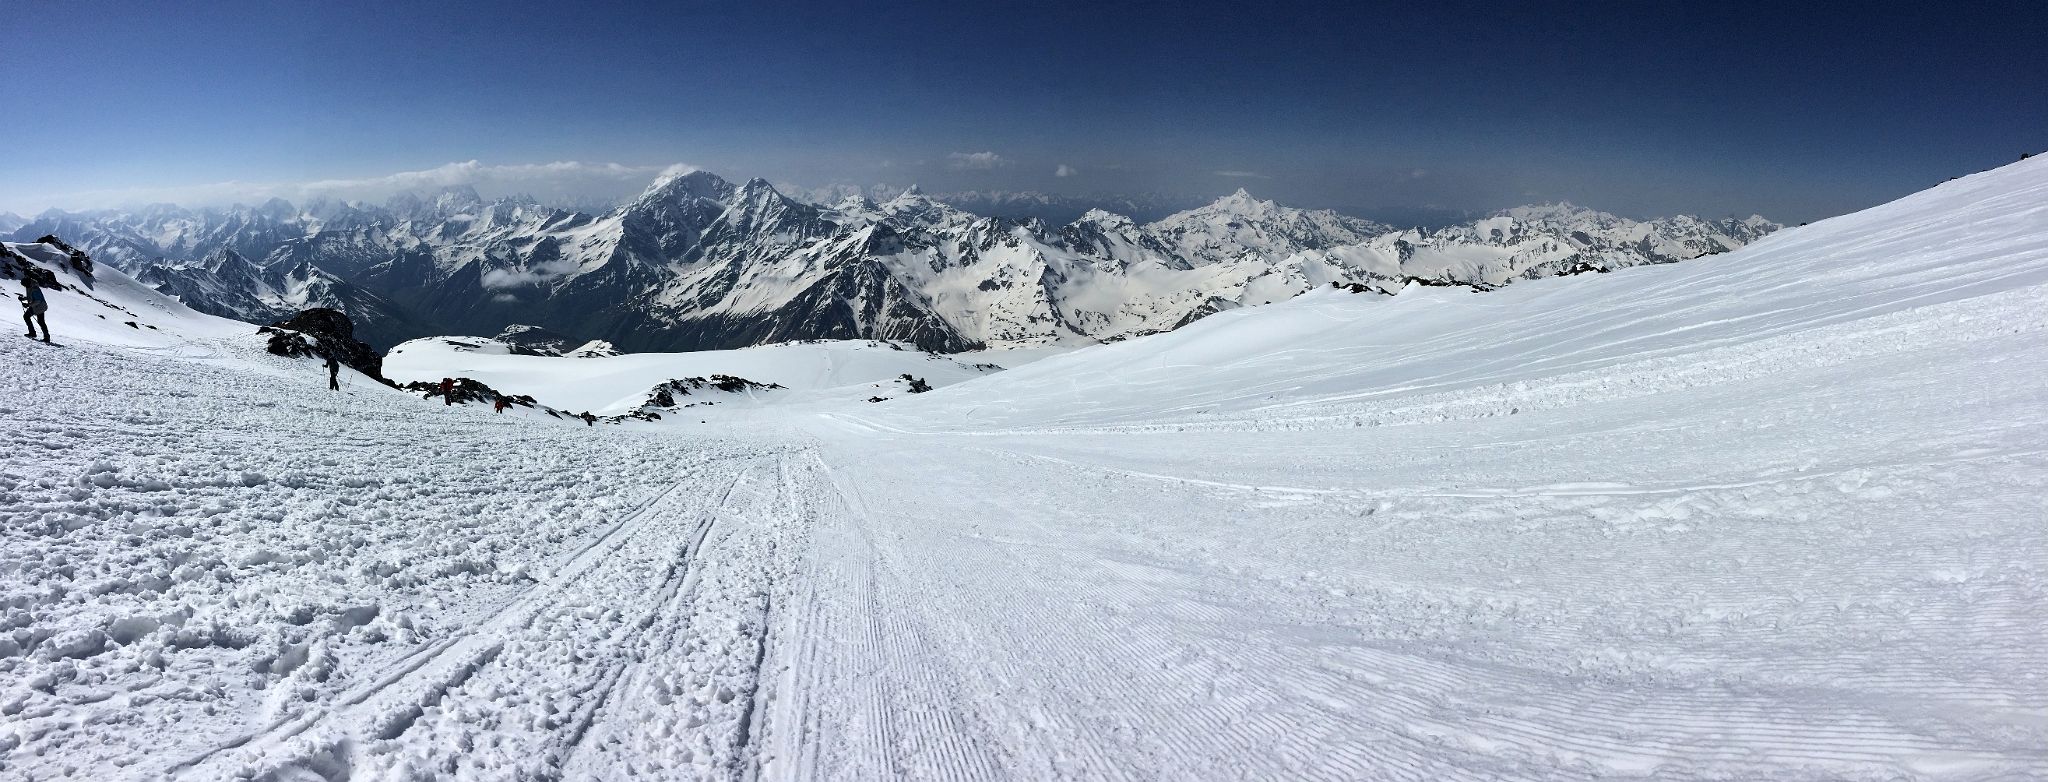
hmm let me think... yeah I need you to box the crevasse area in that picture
[2,156,2044,779]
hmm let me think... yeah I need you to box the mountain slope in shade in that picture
[134,249,422,349]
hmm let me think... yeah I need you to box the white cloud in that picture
[947,151,1010,171]
[17,160,681,213]
[1212,170,1271,179]
[479,257,584,290]
[1055,164,1078,177]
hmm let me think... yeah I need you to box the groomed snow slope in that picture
[2,156,2045,780]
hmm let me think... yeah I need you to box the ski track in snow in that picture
[5,158,2048,780]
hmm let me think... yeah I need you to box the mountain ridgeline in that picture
[10,174,1779,351]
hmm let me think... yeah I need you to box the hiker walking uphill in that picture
[324,353,341,391]
[19,278,50,343]
[439,377,454,405]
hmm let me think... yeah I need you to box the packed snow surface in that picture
[3,155,2047,780]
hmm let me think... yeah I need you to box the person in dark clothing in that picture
[19,278,50,343]
[325,353,341,391]
[439,377,455,405]
[581,411,596,426]
[493,396,509,414]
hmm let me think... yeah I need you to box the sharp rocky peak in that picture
[433,186,484,210]
[639,169,737,205]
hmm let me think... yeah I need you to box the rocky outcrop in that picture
[260,308,389,384]
[33,235,94,278]
[493,324,579,356]
[402,376,539,407]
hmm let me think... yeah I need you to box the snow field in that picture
[384,337,1000,416]
[0,299,807,778]
[3,156,2047,779]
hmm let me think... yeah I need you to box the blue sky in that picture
[2,0,2041,222]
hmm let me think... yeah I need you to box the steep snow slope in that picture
[385,335,999,414]
[2,240,254,347]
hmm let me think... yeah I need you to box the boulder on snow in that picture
[33,234,94,278]
[260,308,390,384]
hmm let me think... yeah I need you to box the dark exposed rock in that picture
[402,376,538,407]
[641,375,785,408]
[259,308,390,384]
[900,374,932,394]
[34,235,94,278]
[2,253,62,291]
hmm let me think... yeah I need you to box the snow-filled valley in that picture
[2,154,2046,781]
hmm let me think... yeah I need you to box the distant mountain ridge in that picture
[11,174,1778,351]
[787,185,1204,224]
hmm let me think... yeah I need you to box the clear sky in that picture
[2,0,2042,223]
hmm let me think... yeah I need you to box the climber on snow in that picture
[439,377,455,405]
[324,352,341,391]
[18,277,50,343]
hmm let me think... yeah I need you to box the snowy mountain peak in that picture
[639,169,736,205]
[432,186,485,213]
[833,194,878,212]
[883,184,938,210]
[1075,208,1134,227]
[734,177,791,206]
[1500,202,1597,222]
[1148,189,1395,265]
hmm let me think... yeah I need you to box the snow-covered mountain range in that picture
[10,175,1777,350]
